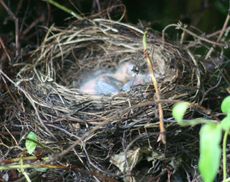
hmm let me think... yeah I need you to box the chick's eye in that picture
[131,66,139,74]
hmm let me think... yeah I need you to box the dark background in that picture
[0,0,228,32]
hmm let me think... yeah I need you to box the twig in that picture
[0,0,20,57]
[21,14,45,37]
[0,69,56,139]
[143,32,166,144]
[45,0,83,20]
[0,37,11,64]
[162,22,224,47]
[48,118,113,162]
[205,13,230,59]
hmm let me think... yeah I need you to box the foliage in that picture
[25,131,38,155]
[172,96,230,182]
[199,123,222,182]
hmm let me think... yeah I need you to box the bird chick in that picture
[79,73,122,95]
[79,62,151,95]
[113,62,136,83]
[122,73,151,91]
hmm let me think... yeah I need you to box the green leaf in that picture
[220,114,230,131]
[25,131,38,155]
[199,124,222,182]
[172,102,190,123]
[221,96,230,114]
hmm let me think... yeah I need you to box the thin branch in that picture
[0,0,20,57]
[143,32,166,144]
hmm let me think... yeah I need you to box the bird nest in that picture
[3,18,208,181]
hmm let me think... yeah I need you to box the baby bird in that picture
[79,73,122,95]
[79,62,150,95]
[122,73,151,91]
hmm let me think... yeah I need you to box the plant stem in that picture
[46,0,83,20]
[223,130,229,181]
[142,32,166,144]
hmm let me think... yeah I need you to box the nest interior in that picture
[1,18,215,181]
[21,19,200,135]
